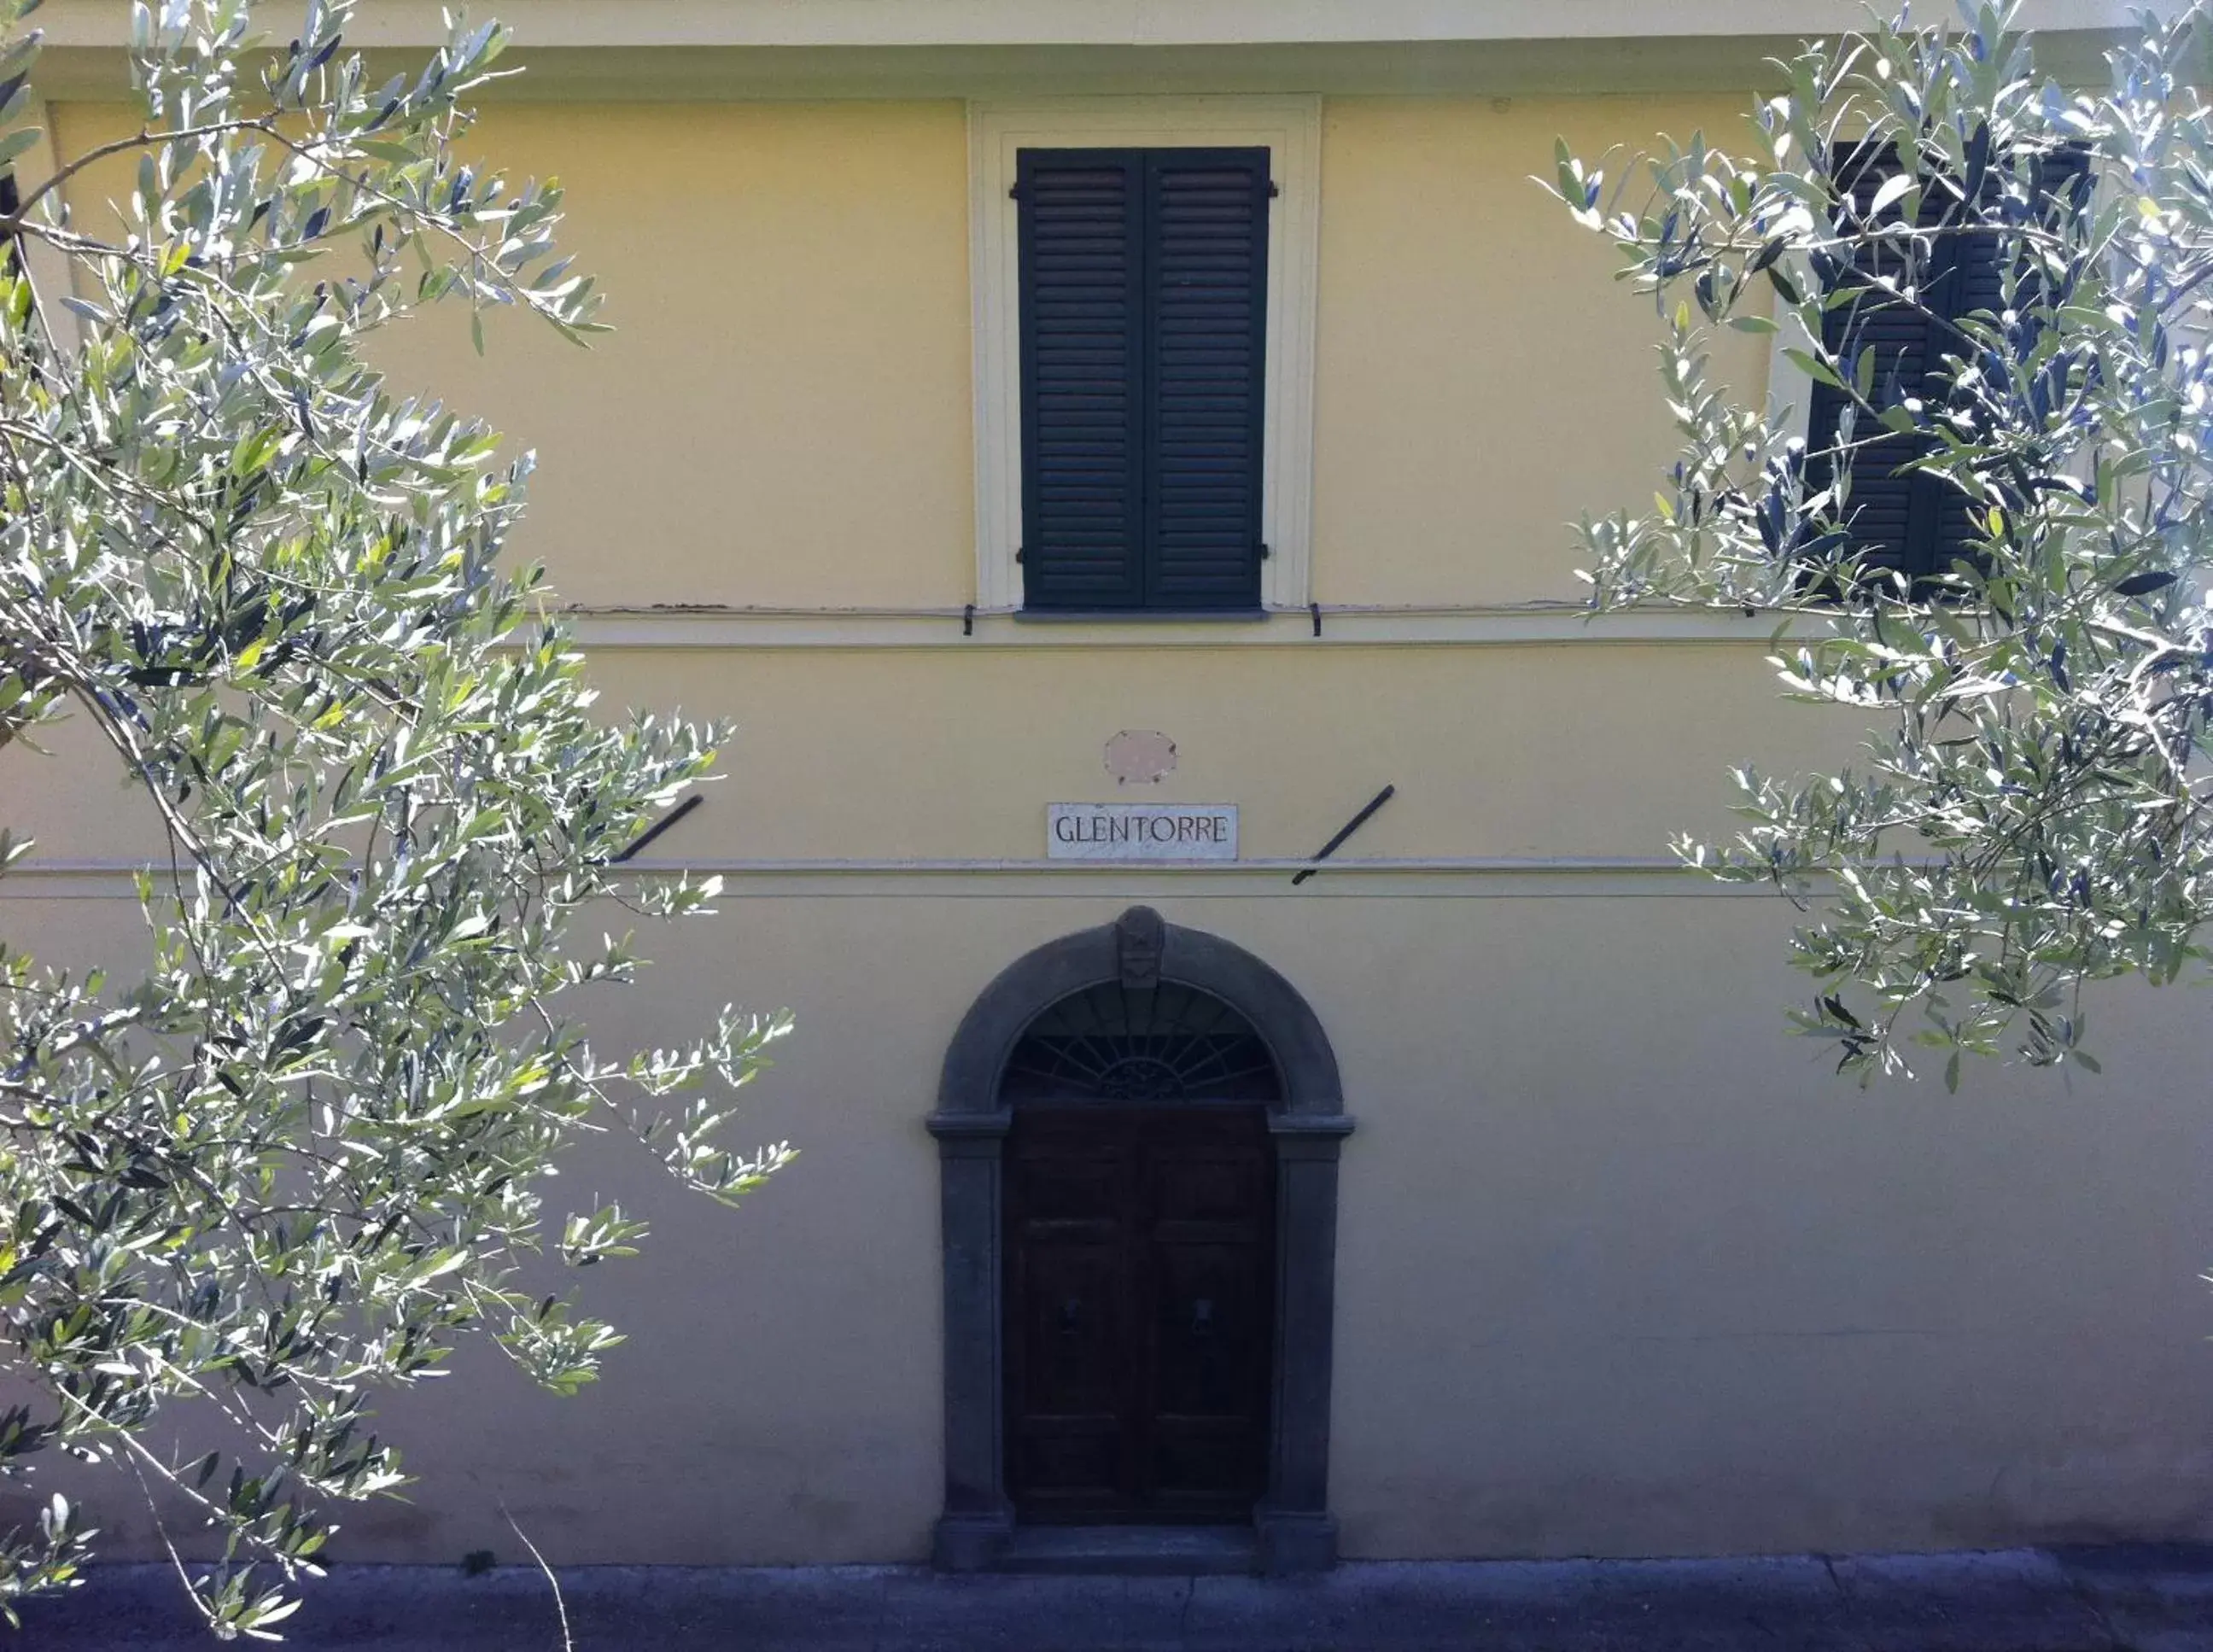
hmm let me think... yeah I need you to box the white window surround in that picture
[11,100,82,357]
[966,96,1323,614]
[1766,271,1819,445]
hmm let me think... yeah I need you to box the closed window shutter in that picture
[1143,149,1269,610]
[1802,145,1949,583]
[1018,150,1146,610]
[1804,142,2092,586]
[0,173,18,278]
[1936,146,2092,340]
[1016,147,1269,611]
[1924,143,2093,568]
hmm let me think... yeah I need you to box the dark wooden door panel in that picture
[1142,1124,1272,1519]
[1149,1138,1268,1224]
[1013,1129,1125,1221]
[1004,1129,1133,1512]
[1018,1241,1124,1415]
[1147,1420,1262,1515]
[1151,1240,1267,1417]
[1005,1105,1273,1525]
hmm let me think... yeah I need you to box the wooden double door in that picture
[1003,1104,1276,1524]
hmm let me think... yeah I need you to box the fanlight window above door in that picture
[1000,981,1282,1104]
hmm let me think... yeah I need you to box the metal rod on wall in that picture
[1291,785,1396,885]
[613,793,704,865]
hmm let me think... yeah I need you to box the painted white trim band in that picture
[557,604,1804,651]
[2,856,1772,903]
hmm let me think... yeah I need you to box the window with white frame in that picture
[968,98,1321,616]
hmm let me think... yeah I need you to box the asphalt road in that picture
[23,1544,2213,1650]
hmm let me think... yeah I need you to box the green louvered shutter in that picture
[0,172,18,279]
[1016,147,1270,612]
[1802,143,1950,584]
[1922,143,2094,570]
[1804,142,2093,587]
[1142,149,1270,610]
[1017,149,1147,610]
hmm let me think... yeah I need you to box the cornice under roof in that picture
[25,0,2145,50]
[19,1,2143,100]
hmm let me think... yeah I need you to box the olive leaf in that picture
[0,0,791,1635]
[1556,0,2213,1083]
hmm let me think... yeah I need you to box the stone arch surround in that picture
[927,906,1354,1575]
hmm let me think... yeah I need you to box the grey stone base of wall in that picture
[27,1544,2213,1650]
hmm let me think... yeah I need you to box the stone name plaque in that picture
[1047,803,1239,862]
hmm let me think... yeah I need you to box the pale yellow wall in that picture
[47,100,979,610]
[12,87,2213,1572]
[8,884,2209,1566]
[576,645,1873,864]
[0,640,1874,880]
[46,95,1766,615]
[1312,95,1768,606]
[396,102,979,610]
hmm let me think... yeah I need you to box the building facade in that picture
[6,0,2211,1574]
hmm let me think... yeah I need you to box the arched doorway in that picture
[1002,979,1281,1525]
[929,908,1352,1575]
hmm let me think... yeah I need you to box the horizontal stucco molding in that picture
[555,604,1814,651]
[26,1,2146,50]
[1,857,1781,902]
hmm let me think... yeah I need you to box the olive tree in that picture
[1553,2,2213,1088]
[0,0,790,1635]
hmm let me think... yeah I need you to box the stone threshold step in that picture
[997,1525,1259,1575]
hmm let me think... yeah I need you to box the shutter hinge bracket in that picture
[1014,546,1025,563]
[1257,542,1271,561]
[1268,180,1281,198]
[1008,183,1024,201]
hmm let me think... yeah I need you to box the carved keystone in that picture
[1116,906,1165,989]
